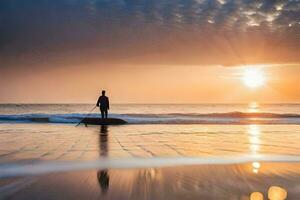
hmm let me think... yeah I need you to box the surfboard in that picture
[81,118,127,125]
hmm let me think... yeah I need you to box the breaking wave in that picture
[1,112,300,124]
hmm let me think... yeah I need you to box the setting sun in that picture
[242,68,265,88]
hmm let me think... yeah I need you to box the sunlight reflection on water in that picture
[248,124,261,155]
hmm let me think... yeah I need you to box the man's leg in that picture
[105,110,108,118]
[100,109,104,119]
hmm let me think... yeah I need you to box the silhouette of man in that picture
[96,90,110,119]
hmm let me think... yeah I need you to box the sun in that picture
[242,68,265,88]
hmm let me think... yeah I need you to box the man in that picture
[96,90,110,119]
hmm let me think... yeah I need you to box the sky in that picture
[0,0,299,103]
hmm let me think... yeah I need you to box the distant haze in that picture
[0,0,299,103]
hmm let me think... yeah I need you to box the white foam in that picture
[0,155,299,178]
[1,112,300,124]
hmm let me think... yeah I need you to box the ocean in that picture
[1,103,300,124]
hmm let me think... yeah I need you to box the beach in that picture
[0,104,300,199]
[1,0,299,199]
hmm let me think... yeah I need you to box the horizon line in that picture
[1,102,300,105]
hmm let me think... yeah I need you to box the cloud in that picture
[220,63,300,68]
[0,0,299,68]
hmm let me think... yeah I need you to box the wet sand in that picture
[0,124,299,163]
[1,162,299,200]
[0,123,299,199]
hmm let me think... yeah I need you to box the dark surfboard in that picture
[81,118,127,125]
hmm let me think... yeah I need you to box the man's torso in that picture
[99,96,109,109]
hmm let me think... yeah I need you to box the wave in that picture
[1,112,300,124]
[1,155,300,178]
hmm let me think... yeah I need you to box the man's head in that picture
[102,90,106,95]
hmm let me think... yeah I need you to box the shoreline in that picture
[1,156,300,179]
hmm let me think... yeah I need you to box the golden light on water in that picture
[248,125,261,155]
[242,68,265,88]
[248,102,260,113]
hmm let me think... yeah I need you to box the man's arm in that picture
[107,98,110,110]
[96,97,100,107]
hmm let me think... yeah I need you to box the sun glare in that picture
[242,68,265,88]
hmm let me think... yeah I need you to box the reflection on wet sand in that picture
[249,162,288,200]
[268,186,287,200]
[252,161,261,174]
[97,170,109,194]
[91,124,296,199]
[5,162,299,200]
[93,162,298,199]
[250,185,287,200]
[98,125,109,194]
[250,191,264,200]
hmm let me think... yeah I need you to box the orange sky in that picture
[1,63,300,103]
[0,0,299,103]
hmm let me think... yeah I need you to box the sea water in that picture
[1,103,300,124]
